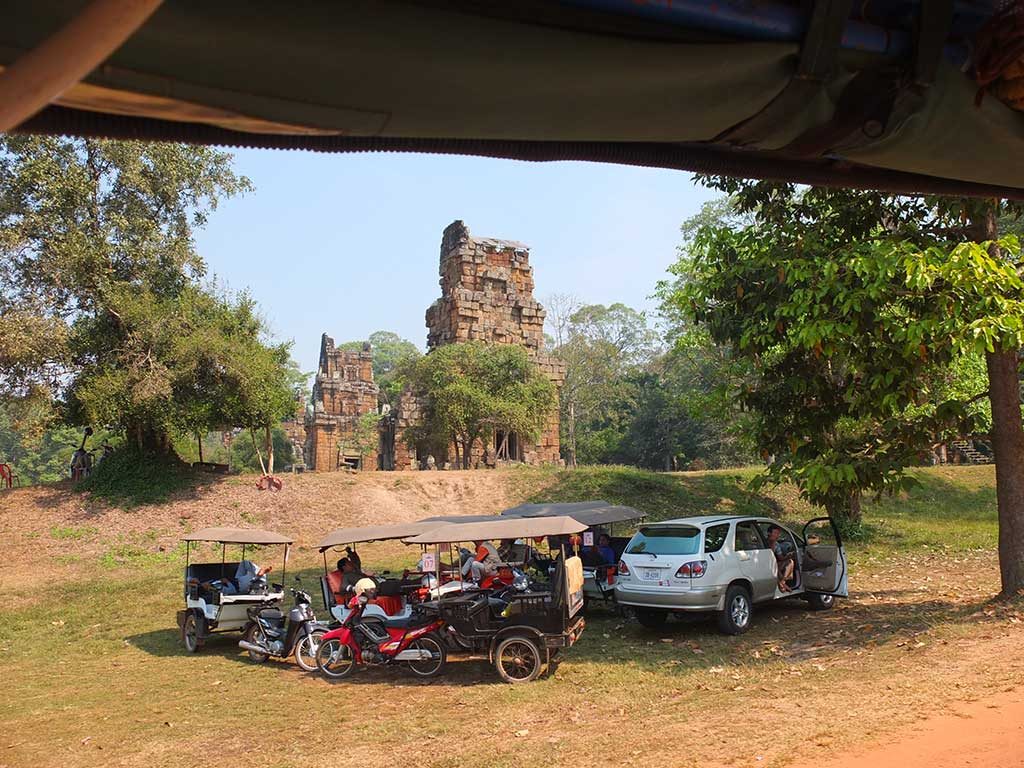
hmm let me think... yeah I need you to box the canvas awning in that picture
[418,514,509,524]
[4,1,1024,198]
[316,521,443,551]
[182,527,293,545]
[404,515,588,544]
[502,501,646,527]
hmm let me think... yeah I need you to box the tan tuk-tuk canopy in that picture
[316,522,443,551]
[405,516,588,545]
[4,1,1024,198]
[502,501,645,527]
[181,527,293,545]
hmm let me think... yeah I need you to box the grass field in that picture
[1,464,1021,768]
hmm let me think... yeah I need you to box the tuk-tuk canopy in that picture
[405,516,588,545]
[4,1,1024,198]
[182,527,293,545]
[419,514,508,524]
[316,521,442,552]
[502,501,645,527]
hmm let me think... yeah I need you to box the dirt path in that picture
[791,686,1024,768]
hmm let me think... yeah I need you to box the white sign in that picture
[582,531,594,547]
[421,551,436,572]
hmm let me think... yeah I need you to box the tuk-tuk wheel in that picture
[494,636,543,684]
[182,612,203,653]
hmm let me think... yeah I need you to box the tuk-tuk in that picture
[315,522,445,624]
[502,501,645,607]
[177,527,292,653]
[405,515,588,683]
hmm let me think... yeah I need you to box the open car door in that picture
[801,518,848,598]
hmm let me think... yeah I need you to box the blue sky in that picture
[192,150,716,374]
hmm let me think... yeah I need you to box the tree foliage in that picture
[0,136,294,469]
[404,342,556,468]
[666,179,1024,522]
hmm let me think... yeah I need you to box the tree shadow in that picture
[571,586,1014,676]
[525,466,783,523]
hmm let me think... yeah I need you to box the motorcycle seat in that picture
[384,614,436,630]
[258,608,284,620]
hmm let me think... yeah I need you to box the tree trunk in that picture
[128,420,172,456]
[825,491,862,526]
[567,401,577,467]
[975,206,1024,597]
[462,437,473,469]
[265,423,274,475]
[985,348,1024,595]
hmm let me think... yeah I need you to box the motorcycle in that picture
[238,580,328,671]
[315,593,447,679]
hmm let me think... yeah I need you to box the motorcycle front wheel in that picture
[294,629,325,672]
[316,638,356,679]
[406,633,447,677]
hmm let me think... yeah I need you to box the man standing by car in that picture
[766,525,796,592]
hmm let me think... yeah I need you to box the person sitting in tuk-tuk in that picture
[464,539,502,583]
[328,557,368,599]
[585,533,617,565]
[203,559,272,595]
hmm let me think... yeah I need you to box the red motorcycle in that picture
[315,592,447,679]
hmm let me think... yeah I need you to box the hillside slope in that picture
[0,464,999,586]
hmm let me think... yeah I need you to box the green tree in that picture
[546,301,658,465]
[0,136,295,465]
[667,180,1024,595]
[404,342,556,469]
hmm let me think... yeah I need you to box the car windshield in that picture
[626,526,701,556]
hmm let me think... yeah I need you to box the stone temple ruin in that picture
[303,220,564,471]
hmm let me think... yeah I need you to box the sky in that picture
[192,150,717,374]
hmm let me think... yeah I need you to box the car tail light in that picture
[675,560,707,578]
[618,560,630,576]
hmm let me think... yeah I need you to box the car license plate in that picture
[643,568,662,580]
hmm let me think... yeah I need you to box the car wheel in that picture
[635,608,668,629]
[494,636,543,684]
[182,612,203,653]
[806,592,835,611]
[718,584,752,635]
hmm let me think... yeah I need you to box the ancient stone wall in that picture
[394,220,564,468]
[305,334,379,471]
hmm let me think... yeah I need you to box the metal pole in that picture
[0,0,164,132]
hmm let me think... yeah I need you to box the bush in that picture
[77,447,197,507]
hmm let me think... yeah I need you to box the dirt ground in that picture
[791,685,1024,768]
[2,467,1022,768]
[0,469,533,587]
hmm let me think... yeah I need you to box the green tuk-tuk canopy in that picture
[4,1,1024,197]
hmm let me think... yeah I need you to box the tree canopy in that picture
[0,136,294,466]
[664,179,1023,527]
[403,342,556,468]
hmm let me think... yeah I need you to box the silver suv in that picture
[614,515,848,634]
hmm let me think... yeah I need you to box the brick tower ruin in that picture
[305,335,379,471]
[385,220,564,469]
